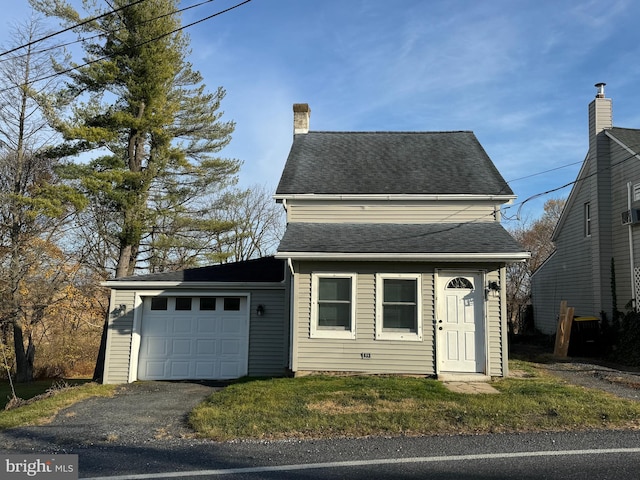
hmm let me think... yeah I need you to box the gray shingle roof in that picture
[277,223,525,255]
[276,131,513,196]
[109,256,285,283]
[608,127,640,153]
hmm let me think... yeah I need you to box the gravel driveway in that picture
[0,380,223,453]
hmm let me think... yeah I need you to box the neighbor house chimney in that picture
[589,82,612,142]
[293,103,310,135]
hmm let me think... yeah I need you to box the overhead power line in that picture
[504,142,640,220]
[0,0,149,58]
[0,0,219,65]
[0,0,253,94]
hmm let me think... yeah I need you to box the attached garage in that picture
[137,296,249,381]
[102,257,289,384]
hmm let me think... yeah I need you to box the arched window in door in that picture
[446,277,473,289]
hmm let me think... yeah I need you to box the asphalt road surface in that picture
[33,430,640,479]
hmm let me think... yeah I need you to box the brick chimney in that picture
[293,103,310,135]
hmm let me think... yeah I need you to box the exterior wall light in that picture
[256,304,265,316]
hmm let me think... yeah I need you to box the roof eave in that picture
[275,252,530,263]
[274,193,516,202]
[101,281,286,289]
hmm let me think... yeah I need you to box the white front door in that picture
[437,272,485,374]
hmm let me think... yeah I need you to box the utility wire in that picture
[0,0,218,64]
[0,0,149,58]
[0,0,252,94]
[504,141,640,220]
[506,160,584,184]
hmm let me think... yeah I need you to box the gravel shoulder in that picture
[541,360,640,401]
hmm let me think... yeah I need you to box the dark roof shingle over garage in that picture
[276,131,513,196]
[109,256,285,283]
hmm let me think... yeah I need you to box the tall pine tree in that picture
[31,0,241,278]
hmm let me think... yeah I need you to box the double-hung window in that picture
[311,273,356,339]
[584,202,591,237]
[375,274,422,341]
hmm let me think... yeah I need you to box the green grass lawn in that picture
[190,361,640,441]
[0,379,115,430]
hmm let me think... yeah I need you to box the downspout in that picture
[628,183,636,310]
[287,258,297,372]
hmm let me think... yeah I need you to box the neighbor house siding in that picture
[609,142,640,309]
[103,289,136,384]
[285,200,500,224]
[532,162,596,334]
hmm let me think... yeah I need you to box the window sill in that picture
[375,332,422,342]
[310,330,356,340]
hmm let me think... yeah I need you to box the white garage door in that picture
[137,296,249,380]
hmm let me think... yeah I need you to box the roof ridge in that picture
[307,130,474,134]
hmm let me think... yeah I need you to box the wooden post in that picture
[554,301,574,357]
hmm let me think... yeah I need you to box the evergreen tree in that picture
[31,0,241,278]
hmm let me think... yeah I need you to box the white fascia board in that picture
[273,193,516,202]
[101,281,285,289]
[275,252,531,262]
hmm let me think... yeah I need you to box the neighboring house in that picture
[531,83,640,335]
[101,104,529,384]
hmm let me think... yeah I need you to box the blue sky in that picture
[4,0,640,224]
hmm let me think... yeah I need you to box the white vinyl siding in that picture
[103,289,136,384]
[285,200,500,224]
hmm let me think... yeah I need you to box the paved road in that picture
[8,430,640,479]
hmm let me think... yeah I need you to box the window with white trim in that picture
[584,202,591,237]
[375,274,422,341]
[311,273,356,339]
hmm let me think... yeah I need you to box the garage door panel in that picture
[221,317,243,334]
[196,317,216,333]
[221,339,241,355]
[195,362,215,377]
[144,361,166,378]
[220,361,241,378]
[149,318,169,335]
[138,296,248,381]
[146,338,168,356]
[171,339,192,355]
[196,339,216,354]
[172,318,193,334]
[170,361,190,377]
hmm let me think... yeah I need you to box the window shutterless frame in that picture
[310,273,357,339]
[375,273,422,341]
